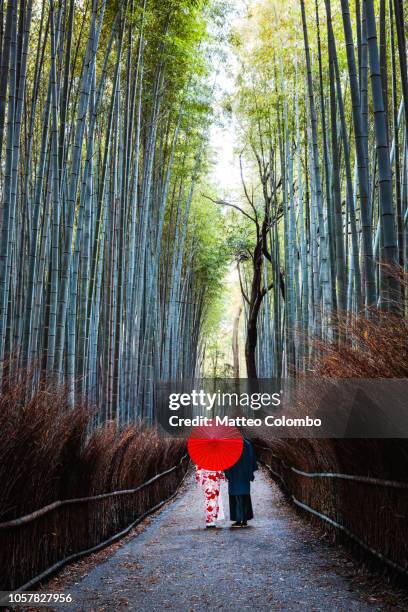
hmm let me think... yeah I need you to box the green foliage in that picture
[225,218,253,263]
[189,184,230,297]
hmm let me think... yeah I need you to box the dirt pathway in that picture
[50,469,404,611]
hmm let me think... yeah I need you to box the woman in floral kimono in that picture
[195,467,225,528]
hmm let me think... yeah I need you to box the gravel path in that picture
[52,469,404,611]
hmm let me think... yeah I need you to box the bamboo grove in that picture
[227,0,408,378]
[1,0,407,409]
[0,0,228,421]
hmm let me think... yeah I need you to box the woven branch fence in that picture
[255,445,408,578]
[0,455,189,590]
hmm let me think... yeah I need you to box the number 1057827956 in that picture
[0,592,73,607]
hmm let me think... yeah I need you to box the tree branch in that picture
[202,194,257,225]
[239,151,259,225]
[237,263,250,305]
[261,282,274,297]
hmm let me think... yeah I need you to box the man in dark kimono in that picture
[224,438,258,528]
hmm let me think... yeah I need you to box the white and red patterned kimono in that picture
[195,467,225,524]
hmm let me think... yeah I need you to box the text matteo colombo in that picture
[168,415,322,427]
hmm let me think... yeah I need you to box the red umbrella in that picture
[187,420,243,471]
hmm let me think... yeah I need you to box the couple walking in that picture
[195,438,257,528]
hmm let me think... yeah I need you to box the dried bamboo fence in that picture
[0,455,189,590]
[255,445,408,578]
